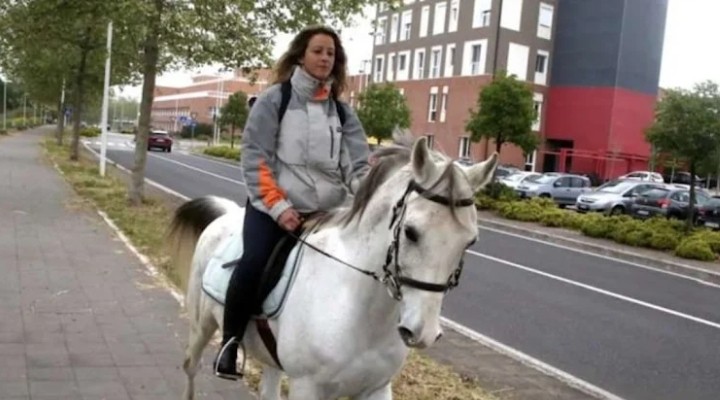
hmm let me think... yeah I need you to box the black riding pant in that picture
[222,201,287,342]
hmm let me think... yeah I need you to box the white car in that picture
[499,172,542,189]
[617,171,664,183]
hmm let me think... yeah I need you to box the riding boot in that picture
[213,336,242,380]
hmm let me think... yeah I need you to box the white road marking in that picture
[477,225,720,288]
[467,249,720,330]
[147,152,246,186]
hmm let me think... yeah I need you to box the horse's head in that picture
[379,137,498,348]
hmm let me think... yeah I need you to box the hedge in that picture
[476,183,720,262]
[203,145,240,160]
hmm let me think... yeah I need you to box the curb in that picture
[477,218,720,286]
[186,150,240,166]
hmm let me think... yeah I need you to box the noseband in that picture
[381,180,474,301]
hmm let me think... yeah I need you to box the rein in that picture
[288,179,474,301]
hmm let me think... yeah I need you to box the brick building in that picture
[150,69,273,133]
[369,0,668,179]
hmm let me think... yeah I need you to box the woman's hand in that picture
[278,208,302,232]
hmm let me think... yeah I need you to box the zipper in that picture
[329,126,335,159]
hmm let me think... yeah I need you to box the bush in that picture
[0,129,7,135]
[482,182,518,201]
[80,127,101,137]
[648,231,681,251]
[474,193,496,210]
[674,238,716,261]
[203,145,240,160]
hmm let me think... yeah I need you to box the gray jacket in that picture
[241,66,371,221]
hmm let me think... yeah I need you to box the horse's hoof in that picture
[214,371,242,381]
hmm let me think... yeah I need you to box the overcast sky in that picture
[118,0,718,99]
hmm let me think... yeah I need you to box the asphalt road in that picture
[87,136,720,400]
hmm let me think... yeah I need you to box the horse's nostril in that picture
[435,332,443,342]
[398,327,414,343]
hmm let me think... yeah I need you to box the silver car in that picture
[499,171,542,189]
[516,173,593,207]
[575,180,665,215]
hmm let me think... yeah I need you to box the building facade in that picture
[369,0,667,178]
[150,69,273,133]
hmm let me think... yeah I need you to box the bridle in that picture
[381,180,474,300]
[293,178,475,301]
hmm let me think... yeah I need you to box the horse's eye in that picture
[404,226,419,243]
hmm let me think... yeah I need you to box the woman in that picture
[214,26,371,380]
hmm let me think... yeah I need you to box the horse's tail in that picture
[167,196,240,292]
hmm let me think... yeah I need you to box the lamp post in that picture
[2,77,7,131]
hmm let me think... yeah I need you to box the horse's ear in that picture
[411,137,437,182]
[467,152,499,191]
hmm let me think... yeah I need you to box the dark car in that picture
[148,130,173,152]
[696,198,720,229]
[629,187,710,222]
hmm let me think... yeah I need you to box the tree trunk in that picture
[230,124,235,149]
[687,162,697,231]
[494,135,503,154]
[70,49,89,161]
[129,9,161,206]
[56,97,64,146]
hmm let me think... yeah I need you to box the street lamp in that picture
[2,77,7,131]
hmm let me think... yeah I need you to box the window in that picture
[462,40,487,76]
[390,13,399,43]
[414,48,426,79]
[525,150,537,172]
[430,47,442,78]
[449,0,460,32]
[428,87,438,122]
[538,3,554,39]
[397,51,411,81]
[375,17,387,45]
[444,44,455,77]
[458,137,471,158]
[401,10,413,41]
[506,42,529,80]
[433,2,447,35]
[500,0,523,31]
[374,55,384,82]
[534,50,549,85]
[426,134,434,149]
[420,6,430,38]
[473,0,491,28]
[440,86,448,122]
[387,53,396,81]
[532,93,543,131]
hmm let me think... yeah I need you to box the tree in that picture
[219,91,249,149]
[122,0,387,206]
[646,81,720,229]
[0,0,139,153]
[465,70,538,155]
[356,83,411,141]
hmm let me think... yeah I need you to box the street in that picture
[86,135,720,400]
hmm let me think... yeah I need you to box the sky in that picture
[117,0,720,99]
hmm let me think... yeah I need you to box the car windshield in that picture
[596,181,636,194]
[527,175,556,184]
[504,173,528,182]
[152,131,169,136]
[642,188,669,198]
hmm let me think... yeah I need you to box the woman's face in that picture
[300,33,336,81]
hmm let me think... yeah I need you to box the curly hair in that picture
[272,26,348,98]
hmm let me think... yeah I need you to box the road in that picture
[86,134,720,400]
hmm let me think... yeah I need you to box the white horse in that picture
[168,137,498,400]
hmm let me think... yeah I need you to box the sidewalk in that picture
[0,129,253,399]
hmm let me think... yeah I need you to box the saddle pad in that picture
[201,226,304,319]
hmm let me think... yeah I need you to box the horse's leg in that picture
[353,382,392,400]
[259,366,283,400]
[288,378,322,400]
[182,310,218,400]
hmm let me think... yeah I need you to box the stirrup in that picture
[213,337,246,381]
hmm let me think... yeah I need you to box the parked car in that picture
[575,180,665,215]
[498,171,542,189]
[617,171,665,183]
[697,198,720,229]
[148,130,173,152]
[629,187,711,222]
[516,173,592,207]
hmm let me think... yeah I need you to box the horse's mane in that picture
[306,130,468,230]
